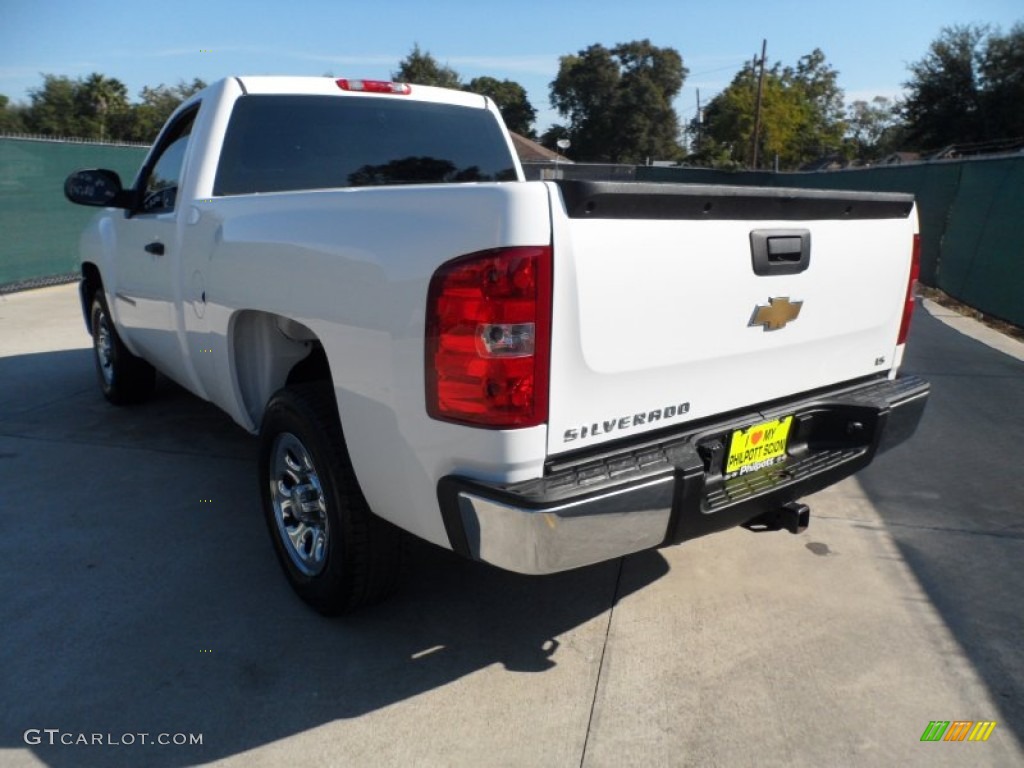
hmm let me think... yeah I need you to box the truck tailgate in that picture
[546,180,917,456]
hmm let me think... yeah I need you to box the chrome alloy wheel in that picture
[95,310,115,387]
[269,432,329,576]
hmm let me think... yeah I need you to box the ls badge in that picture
[749,297,803,331]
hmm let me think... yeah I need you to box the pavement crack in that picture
[0,430,252,462]
[816,512,1024,541]
[579,556,624,768]
[2,386,95,415]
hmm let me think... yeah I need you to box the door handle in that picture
[144,242,165,256]
[750,229,810,276]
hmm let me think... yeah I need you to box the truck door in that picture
[111,106,198,381]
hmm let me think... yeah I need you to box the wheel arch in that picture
[228,310,333,429]
[80,262,103,333]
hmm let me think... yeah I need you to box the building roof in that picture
[509,132,572,163]
[879,152,922,165]
[798,154,848,172]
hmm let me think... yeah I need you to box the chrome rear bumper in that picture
[438,375,929,575]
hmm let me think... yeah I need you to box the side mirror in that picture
[64,169,133,208]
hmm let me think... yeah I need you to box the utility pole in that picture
[696,88,702,153]
[750,39,767,170]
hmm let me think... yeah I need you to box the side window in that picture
[140,109,197,214]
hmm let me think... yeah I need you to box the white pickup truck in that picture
[64,76,929,614]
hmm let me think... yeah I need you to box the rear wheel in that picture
[90,293,155,404]
[259,383,401,615]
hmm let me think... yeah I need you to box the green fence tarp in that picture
[5,138,1023,326]
[763,164,962,288]
[937,157,1024,325]
[0,139,147,288]
[636,159,1023,325]
[636,163,963,287]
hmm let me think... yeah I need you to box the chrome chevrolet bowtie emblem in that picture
[749,297,803,331]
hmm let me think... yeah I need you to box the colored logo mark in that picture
[748,297,803,331]
[920,721,997,742]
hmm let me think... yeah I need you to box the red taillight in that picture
[336,79,411,95]
[426,246,552,428]
[897,234,921,345]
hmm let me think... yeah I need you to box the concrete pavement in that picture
[1,285,1021,767]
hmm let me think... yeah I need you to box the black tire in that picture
[90,293,156,405]
[259,383,401,615]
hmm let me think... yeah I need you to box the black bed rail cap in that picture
[553,179,915,221]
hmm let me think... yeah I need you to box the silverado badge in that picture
[749,297,803,331]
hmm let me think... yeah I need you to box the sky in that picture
[2,0,1021,134]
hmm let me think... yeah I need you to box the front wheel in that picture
[90,293,155,405]
[259,384,401,615]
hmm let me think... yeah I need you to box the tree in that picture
[901,25,986,149]
[24,75,83,136]
[0,94,25,133]
[846,96,903,163]
[77,73,130,141]
[19,73,205,142]
[694,49,846,169]
[786,49,846,160]
[23,73,132,140]
[550,44,620,160]
[901,23,1024,151]
[465,76,536,137]
[549,40,687,163]
[978,22,1024,142]
[391,47,538,134]
[393,44,461,89]
[128,79,206,142]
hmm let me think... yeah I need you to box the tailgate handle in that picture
[750,229,810,276]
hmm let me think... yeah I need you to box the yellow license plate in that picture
[725,416,793,478]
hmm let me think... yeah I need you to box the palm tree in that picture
[80,73,128,141]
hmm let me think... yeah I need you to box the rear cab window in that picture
[213,95,517,196]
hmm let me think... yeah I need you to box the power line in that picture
[687,61,749,78]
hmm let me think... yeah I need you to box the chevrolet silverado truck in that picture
[64,76,929,614]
